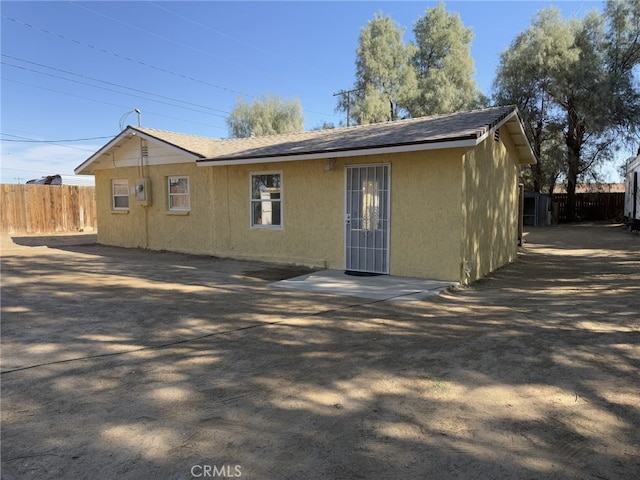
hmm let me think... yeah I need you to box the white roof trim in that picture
[74,129,135,174]
[198,109,536,167]
[75,127,202,175]
[197,138,478,167]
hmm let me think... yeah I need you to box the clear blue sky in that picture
[1,0,608,185]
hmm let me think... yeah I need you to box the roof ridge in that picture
[215,105,515,142]
[130,105,515,143]
[131,126,220,141]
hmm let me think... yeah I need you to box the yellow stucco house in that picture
[75,105,536,284]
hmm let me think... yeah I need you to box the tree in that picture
[339,6,487,125]
[342,13,417,125]
[493,2,640,220]
[409,3,487,116]
[226,95,304,138]
[493,8,578,194]
[603,0,640,143]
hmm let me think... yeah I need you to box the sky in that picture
[1,0,619,185]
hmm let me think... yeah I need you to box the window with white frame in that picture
[251,173,282,228]
[112,179,129,210]
[168,176,190,211]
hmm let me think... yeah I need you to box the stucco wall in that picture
[208,159,344,268]
[388,150,464,280]
[207,150,464,281]
[94,139,213,254]
[94,133,525,282]
[461,127,520,283]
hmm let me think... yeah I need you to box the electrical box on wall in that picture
[136,178,151,206]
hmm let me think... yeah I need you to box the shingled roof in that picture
[200,105,531,163]
[75,105,536,174]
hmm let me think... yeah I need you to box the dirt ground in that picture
[1,223,639,480]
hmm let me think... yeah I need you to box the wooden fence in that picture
[553,192,625,223]
[0,184,97,234]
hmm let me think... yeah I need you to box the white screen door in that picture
[345,164,390,274]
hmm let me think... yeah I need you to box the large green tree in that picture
[339,6,486,125]
[494,1,640,220]
[493,8,578,195]
[409,3,487,116]
[226,95,304,138]
[341,13,417,125]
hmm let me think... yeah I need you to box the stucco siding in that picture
[93,146,467,279]
[93,140,213,254]
[388,150,464,281]
[91,135,520,282]
[205,150,464,280]
[461,127,520,283]
[208,159,344,268]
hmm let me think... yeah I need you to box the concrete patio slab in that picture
[272,269,457,302]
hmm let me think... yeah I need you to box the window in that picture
[251,173,282,228]
[168,176,190,211]
[112,179,129,210]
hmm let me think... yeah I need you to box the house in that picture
[75,105,536,284]
[625,153,640,229]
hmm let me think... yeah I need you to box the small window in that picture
[112,179,129,210]
[168,176,190,211]
[251,173,282,228]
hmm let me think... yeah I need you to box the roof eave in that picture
[74,126,204,175]
[128,126,208,159]
[196,137,479,167]
[495,109,538,165]
[74,128,137,175]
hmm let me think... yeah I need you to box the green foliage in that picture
[494,8,580,194]
[310,121,336,131]
[340,5,486,125]
[226,95,304,138]
[409,3,487,116]
[347,13,417,124]
[493,2,640,220]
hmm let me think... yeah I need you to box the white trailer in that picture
[624,154,640,229]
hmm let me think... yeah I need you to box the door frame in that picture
[344,163,391,274]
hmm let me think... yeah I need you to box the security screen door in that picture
[345,164,390,274]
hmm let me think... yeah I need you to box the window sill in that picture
[111,210,129,214]
[167,210,190,216]
[250,226,283,231]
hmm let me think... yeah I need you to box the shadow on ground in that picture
[1,223,639,479]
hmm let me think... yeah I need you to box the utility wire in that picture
[1,15,249,97]
[1,133,101,152]
[71,1,271,77]
[147,1,292,65]
[1,133,114,144]
[1,78,227,131]
[1,13,341,121]
[145,2,341,120]
[2,61,229,119]
[2,54,231,116]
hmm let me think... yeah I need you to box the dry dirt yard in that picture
[1,223,639,480]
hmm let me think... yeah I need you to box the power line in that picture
[1,133,115,144]
[333,88,361,127]
[2,60,230,119]
[147,1,293,66]
[1,13,341,121]
[1,133,105,153]
[1,14,250,97]
[71,1,271,77]
[2,54,231,116]
[1,77,227,131]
